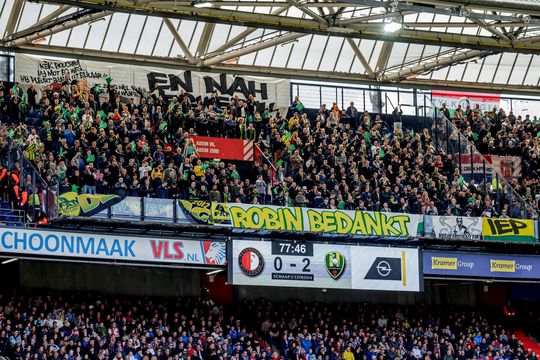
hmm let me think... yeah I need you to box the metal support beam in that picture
[34,0,540,53]
[339,0,540,24]
[286,0,327,23]
[314,0,327,18]
[381,49,489,82]
[163,18,195,63]
[375,41,393,72]
[30,5,72,30]
[143,0,540,13]
[4,0,25,37]
[514,35,540,46]
[346,38,374,77]
[339,11,406,25]
[196,23,215,58]
[469,15,511,41]
[438,0,540,14]
[146,1,354,7]
[211,6,288,55]
[1,11,112,47]
[200,32,304,66]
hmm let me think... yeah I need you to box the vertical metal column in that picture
[496,173,501,215]
[434,107,439,152]
[458,132,462,173]
[446,120,449,155]
[31,170,36,222]
[470,145,474,184]
[482,159,487,199]
[413,89,418,118]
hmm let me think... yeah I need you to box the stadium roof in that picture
[1,0,540,94]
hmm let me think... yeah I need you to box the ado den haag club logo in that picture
[238,247,264,276]
[325,251,346,280]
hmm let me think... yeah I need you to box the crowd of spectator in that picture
[438,103,540,216]
[0,79,537,219]
[0,288,537,360]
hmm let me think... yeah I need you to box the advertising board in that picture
[424,250,540,279]
[0,227,226,266]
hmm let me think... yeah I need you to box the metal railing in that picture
[0,133,58,223]
[291,81,540,119]
[0,208,25,226]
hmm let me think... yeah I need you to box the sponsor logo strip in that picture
[424,251,540,279]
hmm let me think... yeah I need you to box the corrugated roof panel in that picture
[118,15,146,54]
[135,16,162,56]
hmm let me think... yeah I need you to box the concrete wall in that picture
[14,261,479,305]
[18,260,201,297]
[235,281,478,306]
[235,285,425,304]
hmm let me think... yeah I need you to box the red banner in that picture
[189,136,254,161]
[432,90,501,114]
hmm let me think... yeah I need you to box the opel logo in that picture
[376,261,392,277]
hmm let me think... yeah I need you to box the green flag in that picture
[296,102,304,111]
[379,149,385,158]
[105,76,113,85]
[364,132,371,143]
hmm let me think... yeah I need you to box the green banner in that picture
[58,192,122,217]
[482,218,537,243]
[179,200,230,225]
[228,203,423,237]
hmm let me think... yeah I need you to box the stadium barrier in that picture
[0,226,226,266]
[84,198,540,243]
[2,225,540,287]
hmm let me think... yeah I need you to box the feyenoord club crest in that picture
[238,247,264,276]
[325,251,346,280]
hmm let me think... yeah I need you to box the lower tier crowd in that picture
[0,288,537,360]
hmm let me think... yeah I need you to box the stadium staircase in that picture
[516,330,540,356]
[0,200,25,227]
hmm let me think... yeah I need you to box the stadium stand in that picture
[0,288,538,360]
[2,2,540,360]
[440,104,540,216]
[0,80,537,220]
